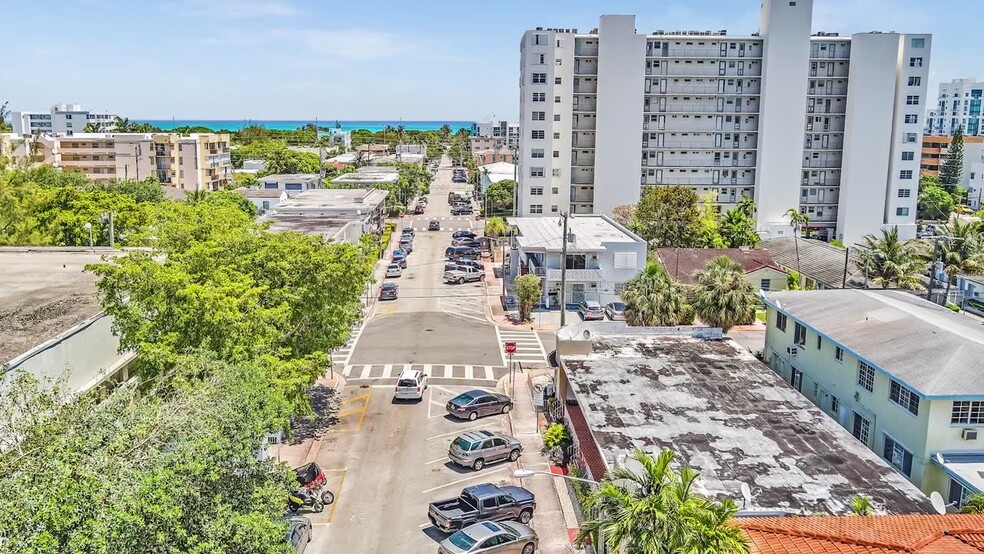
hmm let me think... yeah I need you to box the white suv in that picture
[394,369,428,401]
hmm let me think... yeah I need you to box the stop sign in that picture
[504,342,517,354]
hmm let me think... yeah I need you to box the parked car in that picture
[452,230,477,239]
[452,176,467,183]
[379,283,399,300]
[429,220,442,231]
[394,369,428,401]
[449,430,522,470]
[393,248,409,258]
[446,390,512,420]
[437,521,538,554]
[391,256,407,269]
[605,301,626,321]
[385,263,403,278]
[414,205,425,215]
[578,300,605,321]
[399,240,413,253]
[418,196,429,205]
[452,206,474,215]
[446,246,480,261]
[283,516,312,554]
[456,259,485,272]
[428,483,536,534]
[453,237,481,248]
[444,266,485,284]
[401,228,415,238]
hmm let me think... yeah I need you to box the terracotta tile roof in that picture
[737,514,984,553]
[654,248,783,285]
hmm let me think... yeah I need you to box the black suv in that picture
[445,246,480,260]
[452,230,477,239]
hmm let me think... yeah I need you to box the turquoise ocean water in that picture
[136,120,473,132]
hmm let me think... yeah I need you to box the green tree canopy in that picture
[940,126,965,192]
[635,185,701,247]
[691,256,758,332]
[515,273,542,322]
[622,262,687,326]
[485,179,515,216]
[938,219,984,301]
[918,181,955,221]
[857,226,923,289]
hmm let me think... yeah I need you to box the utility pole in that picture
[559,212,569,327]
[512,146,518,217]
[927,238,941,304]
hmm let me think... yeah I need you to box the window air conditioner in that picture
[786,346,798,357]
[963,429,979,441]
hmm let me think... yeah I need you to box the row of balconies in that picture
[574,60,599,75]
[647,134,758,149]
[650,83,762,95]
[642,157,756,168]
[570,185,594,203]
[804,137,844,150]
[807,86,848,96]
[573,116,596,131]
[646,65,762,78]
[644,102,759,114]
[646,46,764,59]
[809,45,851,59]
[800,189,841,205]
[645,117,760,133]
[572,154,595,166]
[572,132,595,148]
[573,78,598,94]
[802,155,842,169]
[641,175,755,186]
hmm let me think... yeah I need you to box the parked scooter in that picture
[287,488,324,513]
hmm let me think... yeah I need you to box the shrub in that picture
[678,304,696,325]
[543,422,570,449]
[947,302,961,312]
[387,204,405,217]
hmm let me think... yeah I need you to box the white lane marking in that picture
[384,363,393,377]
[464,365,474,379]
[482,366,494,380]
[359,365,372,379]
[425,424,488,441]
[427,387,434,419]
[425,456,449,465]
[421,467,509,494]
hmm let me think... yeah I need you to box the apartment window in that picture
[909,57,923,67]
[901,151,914,161]
[775,312,787,332]
[911,38,925,48]
[903,133,918,143]
[951,401,984,425]
[530,186,544,195]
[530,204,543,214]
[760,279,770,291]
[904,114,918,124]
[835,346,844,362]
[533,33,546,45]
[908,76,922,86]
[816,335,822,350]
[65,114,72,119]
[530,167,545,177]
[551,205,559,213]
[552,150,559,158]
[531,130,545,139]
[555,77,562,85]
[555,96,561,103]
[831,395,839,414]
[531,148,545,158]
[857,361,874,392]
[790,368,803,392]
[852,412,871,446]
[883,435,914,477]
[532,73,547,84]
[898,189,911,198]
[889,380,920,416]
[552,169,561,177]
[906,95,920,105]
[533,92,546,102]
[896,207,910,216]
[532,111,545,121]
[553,132,561,139]
[554,114,561,121]
[900,170,913,179]
[555,58,562,66]
[793,322,807,346]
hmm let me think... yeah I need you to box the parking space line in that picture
[421,467,509,494]
[384,363,393,376]
[426,424,488,441]
[325,470,346,523]
[425,456,448,465]
[481,366,494,380]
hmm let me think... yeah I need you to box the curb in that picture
[304,373,348,464]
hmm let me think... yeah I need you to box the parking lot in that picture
[308,382,524,552]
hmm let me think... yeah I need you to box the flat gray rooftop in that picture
[510,214,644,252]
[260,214,352,235]
[561,331,932,515]
[0,249,111,364]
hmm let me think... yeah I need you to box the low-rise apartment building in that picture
[761,289,984,506]
[508,214,646,308]
[274,188,389,234]
[920,134,984,191]
[12,102,118,135]
[471,120,519,149]
[654,247,788,291]
[257,173,321,192]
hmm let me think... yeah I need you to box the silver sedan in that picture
[437,521,538,554]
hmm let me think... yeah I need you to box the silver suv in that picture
[449,430,522,470]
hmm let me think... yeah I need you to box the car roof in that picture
[584,300,602,307]
[398,369,420,379]
[460,521,504,541]
[462,483,504,500]
[381,282,398,289]
[458,429,496,443]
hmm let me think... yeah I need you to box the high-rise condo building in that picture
[12,103,119,135]
[926,79,984,137]
[517,0,930,244]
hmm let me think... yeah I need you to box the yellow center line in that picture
[356,387,371,430]
[336,408,364,419]
[340,392,370,404]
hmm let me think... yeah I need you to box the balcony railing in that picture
[547,268,604,282]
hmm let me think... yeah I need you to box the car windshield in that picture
[447,530,477,550]
[388,264,399,270]
[452,437,474,451]
[397,379,417,387]
[496,521,521,539]
[451,392,475,405]
[382,284,397,290]
[611,302,624,310]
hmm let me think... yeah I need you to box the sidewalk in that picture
[485,255,576,331]
[274,371,347,468]
[498,370,583,553]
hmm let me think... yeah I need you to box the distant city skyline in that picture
[4,0,980,120]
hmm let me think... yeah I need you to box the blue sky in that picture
[3,0,980,121]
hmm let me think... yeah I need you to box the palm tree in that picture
[484,216,508,238]
[691,256,757,332]
[938,219,984,303]
[112,116,131,132]
[850,495,874,515]
[83,122,104,133]
[857,226,923,289]
[577,449,749,554]
[439,124,452,140]
[960,494,984,514]
[622,262,686,326]
[784,208,811,288]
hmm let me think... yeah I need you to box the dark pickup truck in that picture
[427,483,535,533]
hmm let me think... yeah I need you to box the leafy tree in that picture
[697,193,726,248]
[576,449,749,554]
[515,273,542,322]
[851,495,875,516]
[940,126,965,193]
[484,216,508,237]
[918,182,955,221]
[691,256,757,332]
[233,172,260,190]
[635,185,701,247]
[484,178,515,216]
[82,121,105,133]
[0,357,294,554]
[829,238,845,248]
[720,202,761,248]
[96,177,165,203]
[440,124,452,140]
[622,262,686,326]
[784,208,811,288]
[786,270,803,290]
[938,219,984,301]
[0,100,11,132]
[960,494,984,514]
[610,204,637,230]
[857,226,923,289]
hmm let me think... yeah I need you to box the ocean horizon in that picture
[135,119,473,133]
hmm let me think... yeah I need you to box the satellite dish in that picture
[582,329,591,340]
[740,482,752,508]
[936,452,945,465]
[931,491,947,515]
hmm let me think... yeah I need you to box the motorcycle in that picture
[294,462,335,505]
[287,488,324,513]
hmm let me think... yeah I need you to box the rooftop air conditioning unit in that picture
[786,346,798,357]
[963,429,979,441]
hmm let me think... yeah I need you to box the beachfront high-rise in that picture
[12,103,119,135]
[926,79,984,137]
[516,0,930,244]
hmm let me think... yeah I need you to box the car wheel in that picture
[501,403,511,414]
[522,543,535,554]
[518,509,533,524]
[479,274,485,281]
[321,490,335,505]
[468,411,478,421]
[457,277,465,284]
[473,458,485,471]
[509,449,521,462]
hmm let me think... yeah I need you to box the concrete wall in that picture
[755,0,813,237]
[592,15,645,215]
[747,266,789,292]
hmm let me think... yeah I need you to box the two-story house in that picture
[508,214,646,308]
[761,289,984,507]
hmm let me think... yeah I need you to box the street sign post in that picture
[504,342,517,388]
[504,342,517,354]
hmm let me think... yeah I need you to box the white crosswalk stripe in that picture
[340,363,506,382]
[495,327,550,367]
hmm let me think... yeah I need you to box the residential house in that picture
[356,143,390,163]
[508,214,647,308]
[761,289,984,506]
[256,173,322,192]
[235,188,287,215]
[273,188,389,235]
[554,323,932,514]
[469,136,505,154]
[477,161,516,193]
[759,237,865,289]
[654,247,788,292]
[474,149,515,165]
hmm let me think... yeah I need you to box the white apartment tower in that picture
[517,0,930,244]
[926,79,984,136]
[12,103,119,136]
